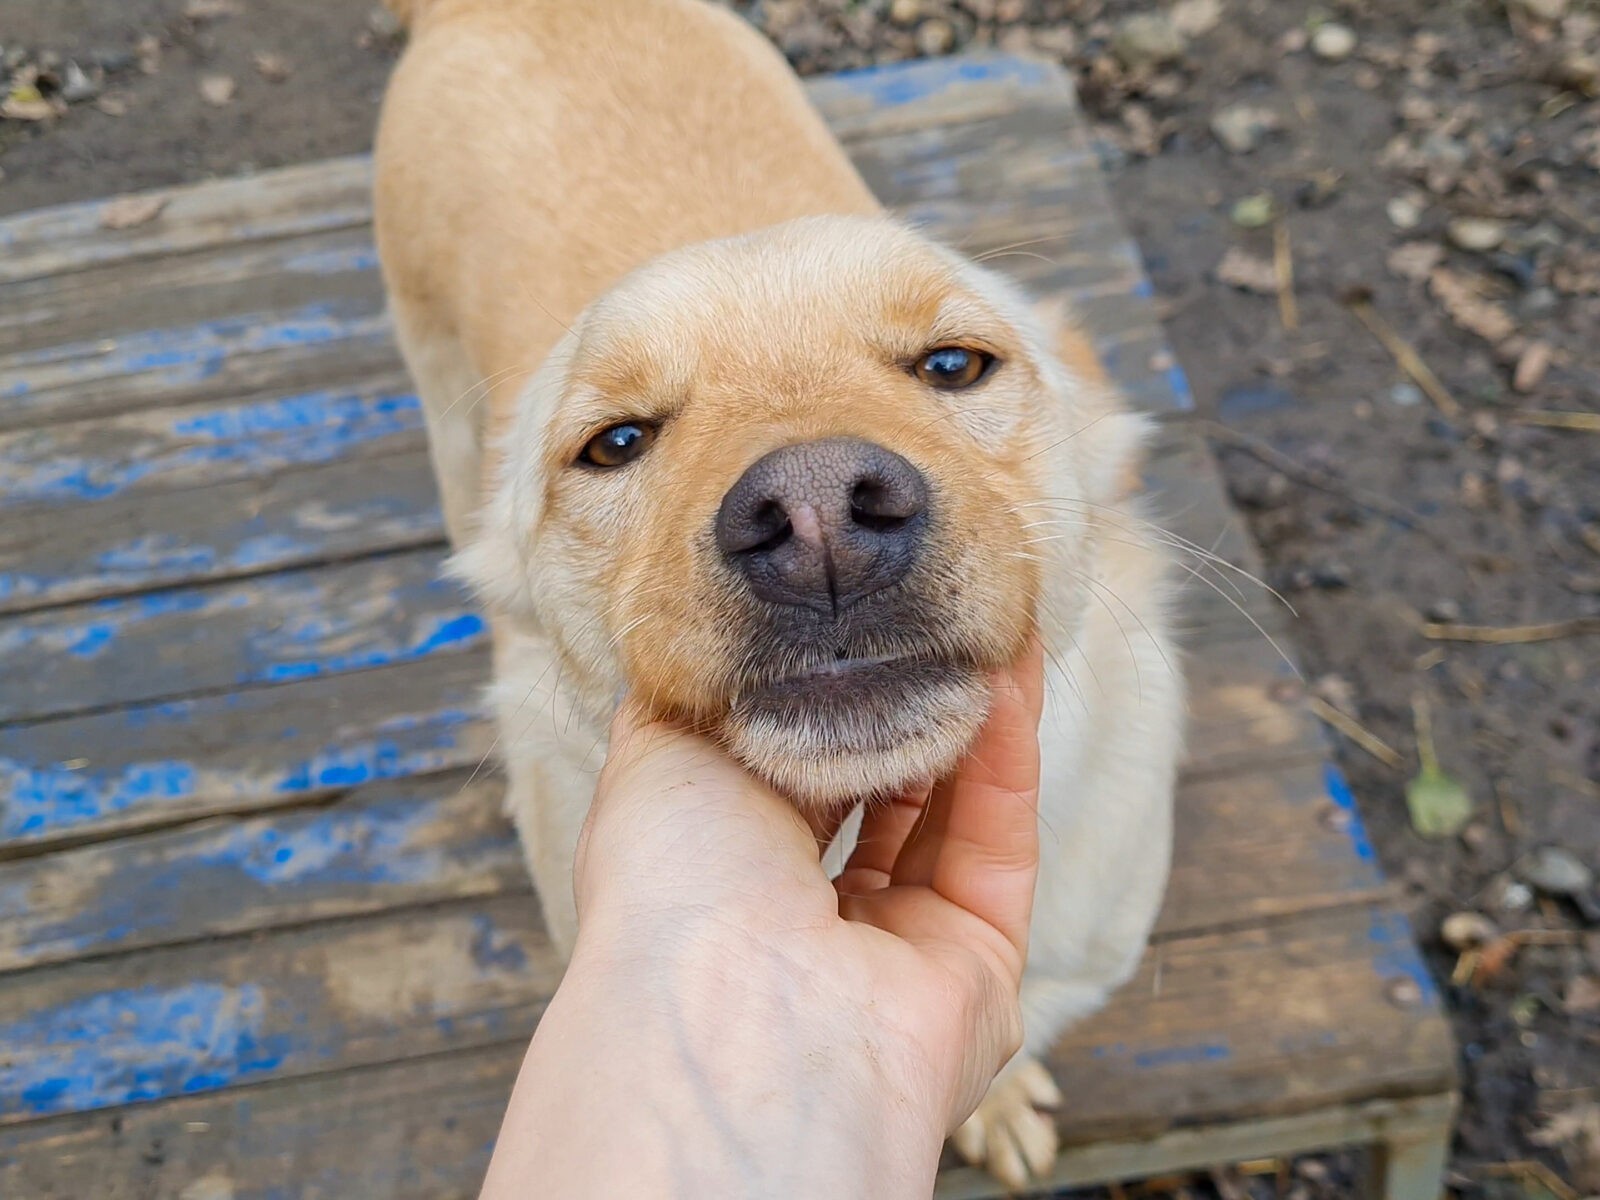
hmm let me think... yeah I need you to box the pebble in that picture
[1388,382,1425,407]
[1508,0,1569,21]
[1441,911,1500,951]
[1230,192,1275,228]
[1520,287,1560,319]
[1387,196,1424,230]
[1447,217,1509,252]
[1426,598,1463,623]
[1518,846,1594,897]
[889,0,922,25]
[60,61,102,104]
[1311,22,1358,61]
[1112,13,1189,70]
[914,18,955,55]
[1210,103,1277,155]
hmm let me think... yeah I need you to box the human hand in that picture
[480,642,1044,1199]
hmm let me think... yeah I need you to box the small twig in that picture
[1551,769,1600,801]
[1510,409,1600,434]
[1508,930,1586,946]
[1478,1161,1581,1200]
[1274,221,1299,332]
[1412,692,1439,777]
[1200,420,1430,532]
[1346,294,1462,419]
[1495,780,1522,840]
[1421,617,1600,644]
[1309,696,1404,769]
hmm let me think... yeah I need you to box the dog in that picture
[373,0,1184,1187]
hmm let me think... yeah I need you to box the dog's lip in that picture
[734,653,965,709]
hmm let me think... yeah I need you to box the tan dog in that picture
[374,0,1184,1187]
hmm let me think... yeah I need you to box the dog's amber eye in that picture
[579,422,657,468]
[914,346,992,389]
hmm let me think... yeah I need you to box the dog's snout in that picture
[716,437,928,615]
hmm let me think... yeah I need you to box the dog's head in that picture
[462,215,1146,807]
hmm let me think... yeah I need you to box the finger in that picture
[834,787,931,894]
[892,639,1046,962]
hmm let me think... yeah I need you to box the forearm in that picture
[479,930,947,1200]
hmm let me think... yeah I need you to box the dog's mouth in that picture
[734,653,967,730]
[721,648,991,803]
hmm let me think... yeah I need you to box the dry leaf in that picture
[1531,1104,1600,1193]
[99,195,170,231]
[184,0,243,17]
[1566,975,1600,1014]
[1216,247,1280,295]
[1429,267,1518,344]
[1388,241,1446,281]
[2,86,59,121]
[1171,0,1224,38]
[1472,934,1520,983]
[253,52,293,82]
[199,74,237,106]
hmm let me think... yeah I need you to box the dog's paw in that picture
[951,1057,1063,1192]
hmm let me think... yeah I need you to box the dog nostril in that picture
[850,482,905,532]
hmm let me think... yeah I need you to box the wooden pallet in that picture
[0,54,1456,1200]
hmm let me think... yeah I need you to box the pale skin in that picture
[478,643,1046,1200]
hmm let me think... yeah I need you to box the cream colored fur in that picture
[374,0,1183,1188]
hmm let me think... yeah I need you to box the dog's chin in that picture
[720,657,991,810]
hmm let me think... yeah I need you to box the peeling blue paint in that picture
[0,706,481,842]
[1091,1039,1233,1069]
[0,982,286,1119]
[828,55,1052,110]
[281,244,381,275]
[258,611,487,684]
[1322,763,1376,864]
[1,388,421,508]
[1368,908,1441,1005]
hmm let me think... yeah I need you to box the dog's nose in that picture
[716,437,929,615]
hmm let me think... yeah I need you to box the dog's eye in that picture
[579,422,657,468]
[913,346,992,389]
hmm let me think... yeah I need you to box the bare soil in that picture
[3,0,1597,1194]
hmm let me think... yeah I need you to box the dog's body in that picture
[375,0,1183,1186]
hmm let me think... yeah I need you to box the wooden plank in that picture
[0,637,1343,978]
[0,452,443,616]
[0,649,490,852]
[935,1094,1459,1200]
[1047,905,1456,1144]
[0,157,376,288]
[0,226,381,354]
[0,548,481,726]
[0,903,1452,1196]
[0,897,557,1128]
[0,374,417,514]
[0,774,522,975]
[0,55,1068,291]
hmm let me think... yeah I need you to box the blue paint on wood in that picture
[256,611,487,684]
[0,982,286,1119]
[1367,908,1441,1005]
[829,55,1052,110]
[0,705,481,841]
[281,244,381,275]
[0,388,421,508]
[1091,1039,1233,1069]
[1321,763,1376,864]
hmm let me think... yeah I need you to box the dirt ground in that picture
[3,0,1598,1194]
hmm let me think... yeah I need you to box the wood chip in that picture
[98,195,170,230]
[95,94,128,117]
[1514,341,1554,392]
[198,74,237,107]
[1308,696,1403,768]
[1275,221,1299,330]
[253,52,294,82]
[1388,240,1446,281]
[1429,267,1518,344]
[1510,409,1600,433]
[1216,247,1279,294]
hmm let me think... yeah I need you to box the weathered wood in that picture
[0,649,491,851]
[0,548,480,726]
[0,897,557,1127]
[0,773,523,975]
[0,452,443,615]
[0,904,1453,1196]
[0,373,417,514]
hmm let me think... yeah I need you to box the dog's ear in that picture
[1034,296,1150,504]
